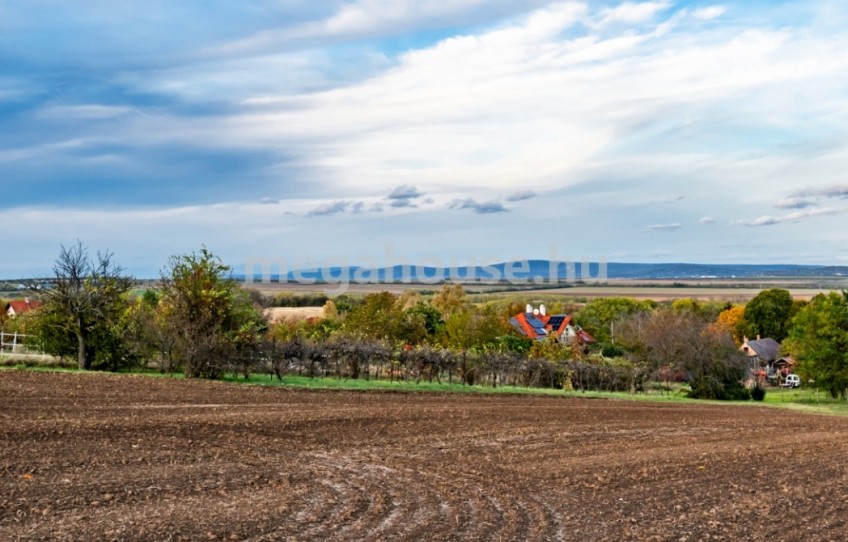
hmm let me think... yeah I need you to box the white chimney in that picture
[533,308,540,316]
[539,304,546,316]
[526,304,533,314]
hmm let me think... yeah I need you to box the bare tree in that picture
[40,242,133,370]
[617,307,748,399]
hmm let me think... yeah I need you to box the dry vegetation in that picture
[263,307,325,323]
[4,371,848,541]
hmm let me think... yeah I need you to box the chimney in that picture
[539,304,546,316]
[526,304,533,314]
[756,334,761,341]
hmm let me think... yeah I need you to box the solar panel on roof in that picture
[547,316,565,329]
[527,319,546,331]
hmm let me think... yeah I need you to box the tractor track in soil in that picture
[2,371,848,541]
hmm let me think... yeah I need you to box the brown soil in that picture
[3,371,848,541]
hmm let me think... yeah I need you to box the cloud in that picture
[740,215,780,227]
[690,6,727,21]
[698,216,716,224]
[448,198,509,214]
[474,201,510,214]
[505,190,536,202]
[259,197,279,204]
[736,206,840,227]
[791,183,848,199]
[307,200,351,217]
[773,197,814,209]
[215,0,546,54]
[598,1,672,25]
[308,199,386,215]
[644,222,682,231]
[389,198,417,208]
[386,184,424,200]
[383,183,425,208]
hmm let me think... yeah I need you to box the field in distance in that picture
[245,277,847,301]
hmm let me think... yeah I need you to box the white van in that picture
[782,374,801,388]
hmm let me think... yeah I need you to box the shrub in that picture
[751,384,766,401]
[689,374,750,401]
[599,341,625,358]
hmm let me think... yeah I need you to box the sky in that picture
[2,0,848,278]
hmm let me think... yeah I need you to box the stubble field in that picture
[3,371,848,541]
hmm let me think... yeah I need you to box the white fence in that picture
[1,331,33,353]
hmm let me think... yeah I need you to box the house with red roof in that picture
[5,298,42,318]
[509,304,595,344]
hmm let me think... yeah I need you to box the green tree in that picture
[343,292,403,340]
[159,248,265,378]
[440,304,511,351]
[785,292,848,399]
[25,307,76,359]
[406,301,443,337]
[36,242,133,370]
[742,288,794,341]
[432,284,469,319]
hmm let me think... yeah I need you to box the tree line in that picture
[7,243,848,400]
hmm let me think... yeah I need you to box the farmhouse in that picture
[5,298,42,318]
[740,336,780,363]
[740,335,788,380]
[510,304,595,344]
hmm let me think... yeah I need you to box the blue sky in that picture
[3,0,848,277]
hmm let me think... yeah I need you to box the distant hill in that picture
[234,261,848,283]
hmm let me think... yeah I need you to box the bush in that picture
[599,342,625,358]
[688,374,750,401]
[751,384,766,401]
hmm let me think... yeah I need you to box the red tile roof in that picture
[6,299,42,315]
[509,310,595,343]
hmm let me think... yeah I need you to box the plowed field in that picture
[3,371,848,541]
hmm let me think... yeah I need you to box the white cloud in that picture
[698,216,716,224]
[386,184,424,200]
[736,206,841,227]
[690,6,726,21]
[791,183,848,199]
[448,198,509,214]
[644,222,681,231]
[598,1,672,26]
[774,197,814,209]
[182,1,848,211]
[36,104,143,121]
[214,0,547,54]
[321,0,487,36]
[505,190,537,202]
[307,200,351,217]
